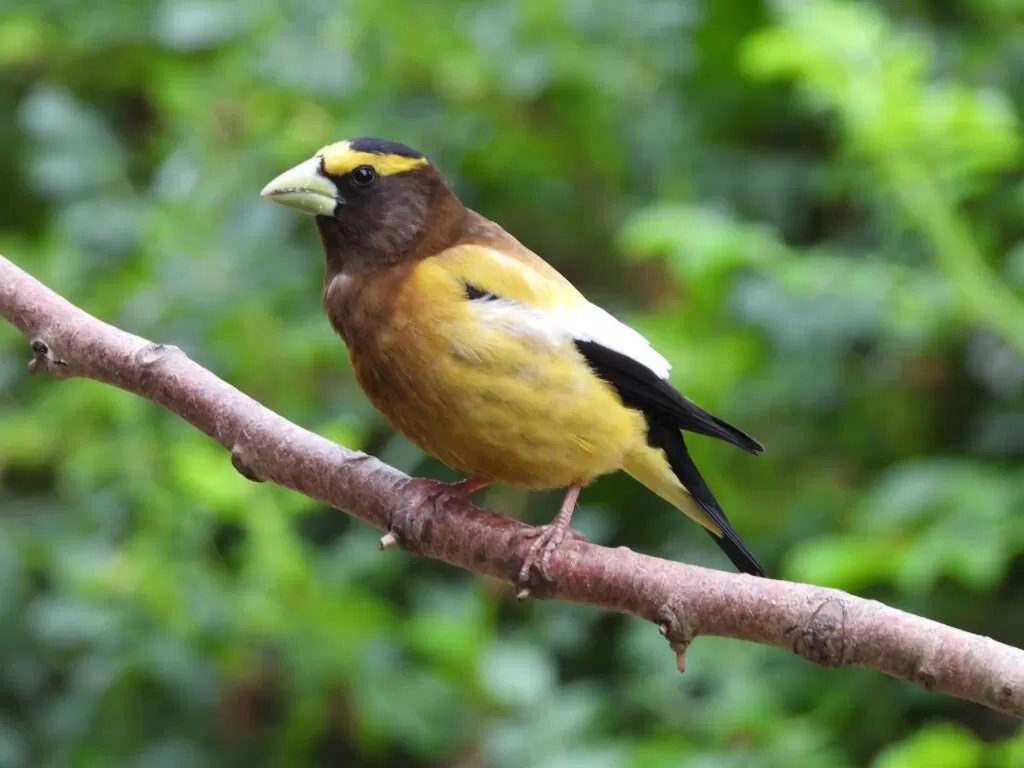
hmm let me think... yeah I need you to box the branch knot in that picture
[135,341,183,369]
[656,602,693,672]
[27,338,70,377]
[788,597,849,668]
[230,445,265,483]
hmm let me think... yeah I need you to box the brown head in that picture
[260,137,465,276]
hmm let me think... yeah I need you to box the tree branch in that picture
[2,253,1021,719]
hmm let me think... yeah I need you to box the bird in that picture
[260,137,766,588]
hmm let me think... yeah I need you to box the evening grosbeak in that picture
[260,137,765,587]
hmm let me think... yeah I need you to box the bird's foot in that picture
[381,476,490,551]
[516,523,585,590]
[515,481,584,598]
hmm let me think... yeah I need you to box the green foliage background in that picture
[2,0,1024,765]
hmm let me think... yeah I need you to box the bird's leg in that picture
[382,476,491,550]
[517,481,583,590]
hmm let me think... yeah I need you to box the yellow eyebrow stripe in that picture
[318,141,428,176]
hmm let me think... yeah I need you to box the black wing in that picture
[574,340,763,454]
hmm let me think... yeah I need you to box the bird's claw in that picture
[382,477,484,551]
[515,524,584,596]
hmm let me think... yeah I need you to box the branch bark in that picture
[2,253,1022,719]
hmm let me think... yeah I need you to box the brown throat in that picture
[315,168,468,345]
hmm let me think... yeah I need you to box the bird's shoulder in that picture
[407,210,586,311]
[399,210,673,381]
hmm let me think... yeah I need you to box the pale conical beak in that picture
[260,156,341,216]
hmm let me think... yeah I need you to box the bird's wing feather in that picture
[429,243,762,454]
[432,244,672,378]
[574,341,763,454]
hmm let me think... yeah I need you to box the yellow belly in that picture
[349,322,647,489]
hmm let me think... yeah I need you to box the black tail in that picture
[647,420,765,577]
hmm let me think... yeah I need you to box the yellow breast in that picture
[345,260,647,488]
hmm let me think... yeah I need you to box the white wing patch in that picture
[466,296,672,380]
[559,302,672,379]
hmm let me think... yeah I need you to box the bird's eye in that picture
[352,165,376,186]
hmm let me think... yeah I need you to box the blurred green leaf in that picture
[786,535,898,590]
[620,203,785,279]
[873,723,983,768]
[479,639,556,710]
